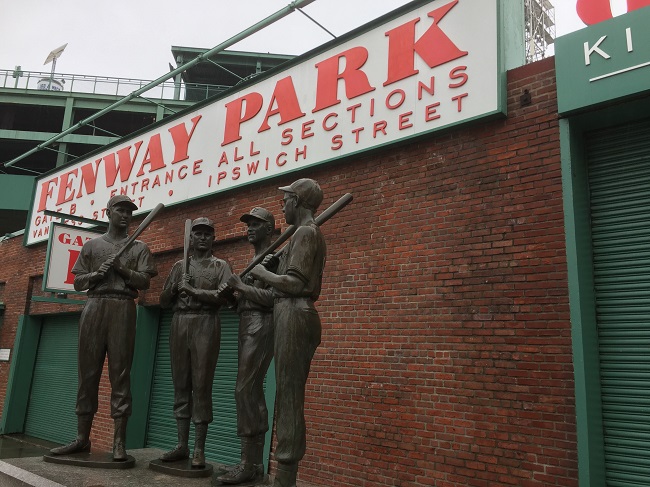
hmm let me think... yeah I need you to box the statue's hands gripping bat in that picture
[218,193,353,298]
[95,203,165,281]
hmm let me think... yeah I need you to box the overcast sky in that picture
[0,0,591,82]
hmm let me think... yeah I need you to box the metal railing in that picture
[0,68,229,101]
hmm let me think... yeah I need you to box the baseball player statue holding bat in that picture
[217,207,277,485]
[249,179,327,487]
[50,194,158,462]
[158,217,233,469]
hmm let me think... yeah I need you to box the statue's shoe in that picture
[49,439,91,456]
[159,444,190,462]
[218,462,260,484]
[191,448,205,468]
[113,440,127,461]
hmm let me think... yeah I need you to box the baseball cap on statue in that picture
[191,217,215,232]
[279,178,323,211]
[107,194,138,211]
[240,207,275,229]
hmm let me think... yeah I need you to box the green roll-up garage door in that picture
[24,314,80,443]
[587,118,650,486]
[146,309,259,464]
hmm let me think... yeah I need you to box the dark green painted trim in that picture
[562,94,650,487]
[23,176,40,248]
[561,119,605,487]
[0,315,42,434]
[500,0,524,70]
[127,305,161,448]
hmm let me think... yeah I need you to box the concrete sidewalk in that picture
[0,437,323,487]
[0,435,53,461]
[0,447,223,487]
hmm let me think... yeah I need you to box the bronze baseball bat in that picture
[182,218,192,275]
[114,202,165,258]
[239,192,353,277]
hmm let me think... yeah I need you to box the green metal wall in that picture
[586,118,650,486]
[23,314,80,443]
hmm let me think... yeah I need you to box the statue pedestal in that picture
[43,452,136,469]
[148,458,213,478]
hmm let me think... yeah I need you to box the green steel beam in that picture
[0,129,116,145]
[0,175,35,210]
[3,0,316,169]
[296,7,336,38]
[139,95,178,116]
[57,97,75,166]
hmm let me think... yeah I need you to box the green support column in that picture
[126,305,161,448]
[56,97,75,167]
[155,105,165,122]
[500,0,525,70]
[561,118,606,487]
[0,315,43,434]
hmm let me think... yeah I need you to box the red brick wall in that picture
[0,57,576,486]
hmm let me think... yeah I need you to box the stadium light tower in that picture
[525,0,555,63]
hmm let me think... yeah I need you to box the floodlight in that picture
[44,44,68,65]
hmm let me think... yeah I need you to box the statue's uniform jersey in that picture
[161,256,232,423]
[165,257,232,311]
[72,235,156,297]
[275,223,326,301]
[72,234,157,418]
[273,222,326,463]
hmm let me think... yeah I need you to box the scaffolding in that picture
[525,0,555,63]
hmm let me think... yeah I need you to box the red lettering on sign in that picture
[448,66,468,88]
[168,115,202,164]
[104,142,144,187]
[384,0,467,86]
[76,160,101,198]
[38,178,58,212]
[258,76,305,132]
[222,93,264,146]
[313,47,375,112]
[56,169,77,205]
[136,134,165,177]
[66,249,80,285]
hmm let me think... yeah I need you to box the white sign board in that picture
[43,223,103,293]
[27,0,502,246]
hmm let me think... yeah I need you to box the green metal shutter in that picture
[24,314,80,443]
[587,119,650,486]
[145,309,241,464]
